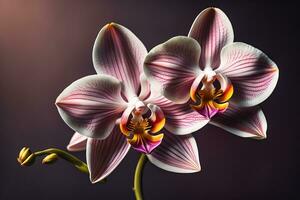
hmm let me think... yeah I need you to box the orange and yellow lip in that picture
[119,104,165,154]
[190,74,234,119]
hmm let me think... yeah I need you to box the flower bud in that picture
[17,147,35,166]
[42,153,58,164]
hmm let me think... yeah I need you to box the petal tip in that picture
[206,6,217,11]
[106,22,117,29]
[66,145,73,151]
[55,95,62,106]
[90,175,106,184]
[254,133,267,140]
[204,7,225,14]
[194,165,201,172]
[55,100,62,108]
[189,158,201,173]
[66,144,84,152]
[90,176,101,184]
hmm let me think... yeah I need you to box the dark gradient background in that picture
[0,0,298,199]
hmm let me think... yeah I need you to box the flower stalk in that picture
[133,154,148,200]
[17,147,89,174]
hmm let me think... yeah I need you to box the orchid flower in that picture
[144,7,279,139]
[56,23,203,183]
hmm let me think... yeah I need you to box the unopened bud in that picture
[17,147,35,166]
[42,153,58,164]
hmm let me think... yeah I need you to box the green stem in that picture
[133,154,148,200]
[34,148,89,174]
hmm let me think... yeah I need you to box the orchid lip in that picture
[190,73,234,119]
[119,104,165,154]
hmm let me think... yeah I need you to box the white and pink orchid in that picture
[144,7,279,139]
[56,23,204,183]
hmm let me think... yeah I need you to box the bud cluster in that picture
[17,147,35,166]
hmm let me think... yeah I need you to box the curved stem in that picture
[133,154,148,200]
[18,147,109,183]
[34,148,89,174]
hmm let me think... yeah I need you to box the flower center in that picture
[127,114,151,136]
[190,74,234,119]
[119,104,165,154]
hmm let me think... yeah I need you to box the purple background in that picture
[0,0,297,199]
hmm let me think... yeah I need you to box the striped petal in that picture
[149,96,209,135]
[67,132,87,152]
[148,130,200,173]
[209,104,267,139]
[144,36,201,104]
[188,7,234,70]
[216,42,279,107]
[138,74,151,101]
[86,127,130,183]
[56,74,126,139]
[93,23,147,99]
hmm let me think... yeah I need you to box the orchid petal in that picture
[148,130,200,173]
[56,74,126,139]
[148,96,209,135]
[188,7,234,70]
[67,132,87,152]
[138,74,151,101]
[93,23,147,99]
[209,104,267,139]
[86,127,130,183]
[216,42,279,107]
[144,36,201,104]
